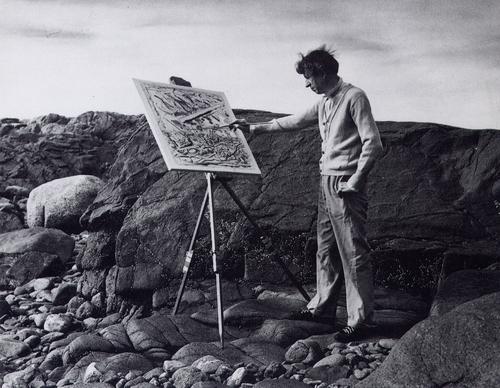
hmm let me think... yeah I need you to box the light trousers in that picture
[307,175,374,327]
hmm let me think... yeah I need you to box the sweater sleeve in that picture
[347,92,384,191]
[252,101,319,134]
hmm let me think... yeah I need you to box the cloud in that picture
[4,26,93,40]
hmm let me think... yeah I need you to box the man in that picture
[233,47,383,342]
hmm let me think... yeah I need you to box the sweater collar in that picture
[324,77,344,99]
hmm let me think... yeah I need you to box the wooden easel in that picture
[172,172,310,348]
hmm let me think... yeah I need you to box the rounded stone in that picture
[313,353,345,368]
[378,338,397,350]
[172,366,207,388]
[43,313,73,332]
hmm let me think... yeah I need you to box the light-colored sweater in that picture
[253,79,383,191]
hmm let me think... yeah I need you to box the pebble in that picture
[192,355,224,374]
[378,338,397,350]
[43,314,73,332]
[24,334,41,348]
[313,354,345,368]
[227,367,247,386]
[163,360,186,373]
[354,368,370,380]
[83,362,103,383]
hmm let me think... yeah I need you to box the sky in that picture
[1,0,499,129]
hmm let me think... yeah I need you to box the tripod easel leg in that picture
[207,173,224,348]
[172,186,210,315]
[216,178,310,302]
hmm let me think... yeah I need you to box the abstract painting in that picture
[134,78,261,175]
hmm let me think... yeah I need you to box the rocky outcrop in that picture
[357,291,500,388]
[0,112,140,192]
[0,227,75,286]
[0,197,23,233]
[27,175,103,233]
[77,111,500,312]
[3,111,500,312]
[430,268,500,316]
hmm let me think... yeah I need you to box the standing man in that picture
[234,47,383,342]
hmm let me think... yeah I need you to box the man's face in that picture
[304,72,327,94]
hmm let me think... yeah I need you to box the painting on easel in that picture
[133,78,261,176]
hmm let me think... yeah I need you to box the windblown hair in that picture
[295,46,339,77]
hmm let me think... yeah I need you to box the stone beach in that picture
[0,112,499,387]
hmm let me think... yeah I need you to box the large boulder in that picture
[0,227,74,286]
[76,111,500,311]
[431,268,500,316]
[0,198,23,233]
[357,291,500,388]
[27,175,103,233]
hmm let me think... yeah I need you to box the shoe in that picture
[289,308,315,321]
[333,326,363,342]
[288,309,333,325]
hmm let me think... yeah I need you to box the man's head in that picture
[295,46,339,94]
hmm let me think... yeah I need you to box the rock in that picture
[0,227,75,263]
[83,362,103,383]
[0,205,23,233]
[43,313,73,332]
[27,175,103,233]
[373,288,429,315]
[24,334,41,348]
[76,301,97,320]
[52,282,77,306]
[313,354,345,368]
[252,319,333,347]
[2,365,37,388]
[172,366,208,388]
[263,362,285,379]
[230,338,286,365]
[29,277,56,291]
[6,252,64,286]
[254,380,311,388]
[357,292,500,388]
[192,355,225,374]
[378,338,397,350]
[99,323,133,351]
[163,360,187,373]
[305,365,349,385]
[191,383,229,388]
[172,342,255,366]
[285,340,323,364]
[223,297,306,326]
[125,314,187,358]
[430,269,500,316]
[78,230,116,271]
[91,293,105,312]
[131,383,156,388]
[354,368,370,380]
[159,314,226,345]
[63,334,116,365]
[32,313,49,328]
[4,185,30,199]
[143,367,164,380]
[94,352,154,376]
[0,299,12,316]
[226,367,246,387]
[79,116,500,312]
[83,318,99,330]
[0,338,31,358]
[40,347,65,370]
[68,295,86,314]
[63,351,118,383]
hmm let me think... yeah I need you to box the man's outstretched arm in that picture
[233,102,319,135]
